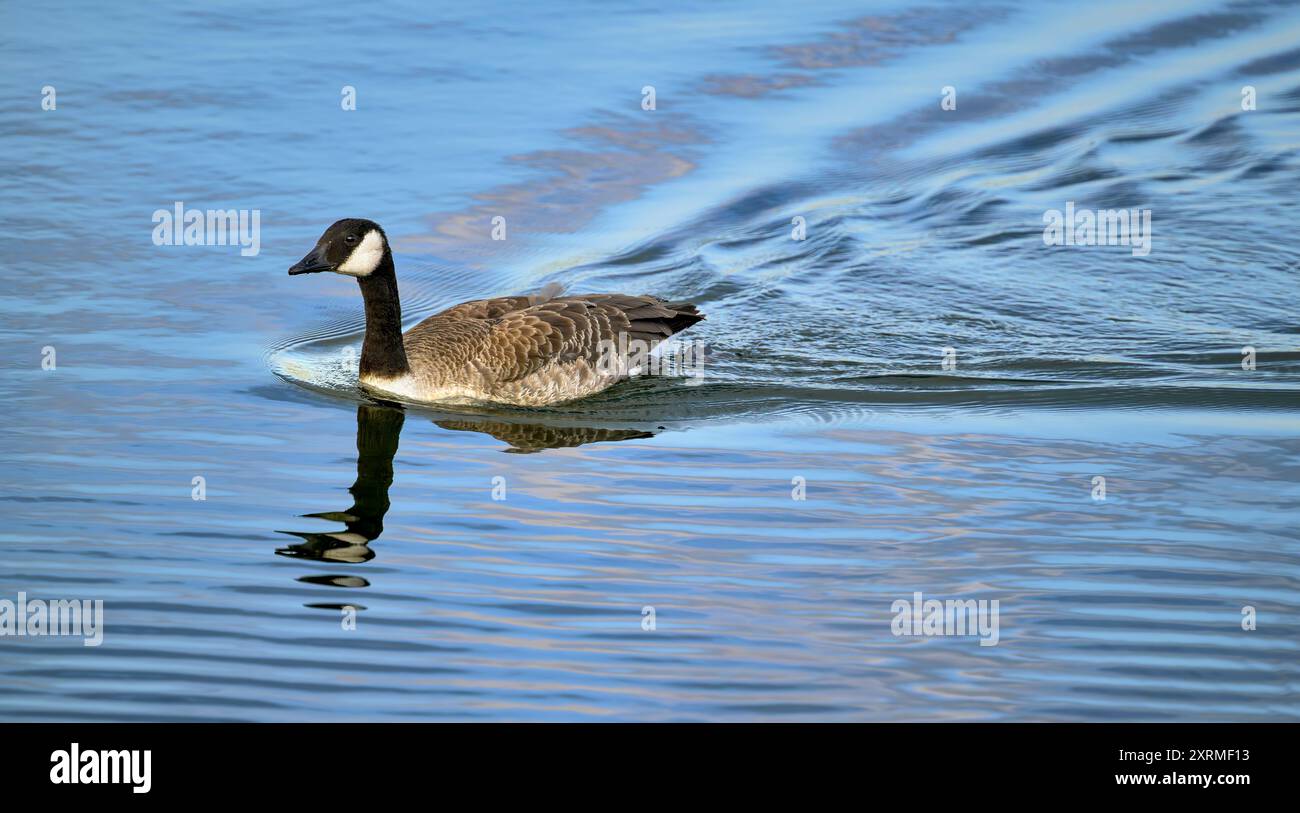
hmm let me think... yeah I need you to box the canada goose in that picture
[289,219,705,407]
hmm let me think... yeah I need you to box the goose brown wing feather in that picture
[401,292,704,386]
[482,298,616,383]
[435,296,537,321]
[483,294,703,384]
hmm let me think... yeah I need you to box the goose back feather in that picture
[367,291,703,406]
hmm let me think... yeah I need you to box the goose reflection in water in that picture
[433,419,652,452]
[277,404,404,566]
[277,401,658,609]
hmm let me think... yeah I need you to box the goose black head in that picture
[289,218,391,278]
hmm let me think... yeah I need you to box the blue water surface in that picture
[1,0,1298,720]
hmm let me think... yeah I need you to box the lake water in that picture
[2,0,1298,721]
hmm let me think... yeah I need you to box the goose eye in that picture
[345,234,358,245]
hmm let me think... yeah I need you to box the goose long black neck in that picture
[357,255,410,379]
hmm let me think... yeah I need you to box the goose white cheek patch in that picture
[337,230,385,276]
